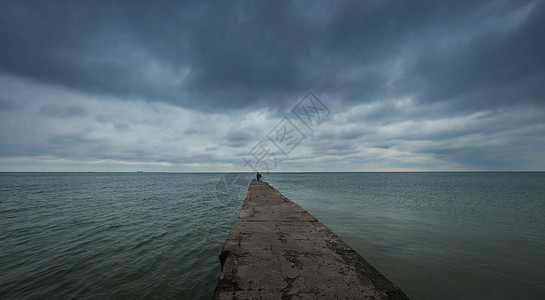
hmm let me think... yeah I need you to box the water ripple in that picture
[0,172,245,299]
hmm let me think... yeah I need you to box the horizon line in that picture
[1,170,544,173]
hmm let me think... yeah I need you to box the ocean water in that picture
[1,172,544,299]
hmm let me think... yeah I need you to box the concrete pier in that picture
[214,181,408,299]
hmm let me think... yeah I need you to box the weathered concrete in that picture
[214,181,408,299]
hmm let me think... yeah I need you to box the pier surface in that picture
[214,181,408,299]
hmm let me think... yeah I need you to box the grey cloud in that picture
[2,0,542,113]
[39,103,88,118]
[397,2,545,111]
[1,0,545,171]
[47,134,96,146]
[0,97,18,111]
[225,131,254,148]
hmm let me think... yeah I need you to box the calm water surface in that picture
[1,172,544,299]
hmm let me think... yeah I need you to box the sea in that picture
[0,172,544,299]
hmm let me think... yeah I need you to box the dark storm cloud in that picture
[1,0,545,171]
[2,0,543,113]
[403,2,545,111]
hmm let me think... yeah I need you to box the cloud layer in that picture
[1,0,544,171]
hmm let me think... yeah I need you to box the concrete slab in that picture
[213,181,408,299]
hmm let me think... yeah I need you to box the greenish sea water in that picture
[1,172,544,299]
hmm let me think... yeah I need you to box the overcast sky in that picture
[1,0,544,172]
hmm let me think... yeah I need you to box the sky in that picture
[1,0,544,172]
